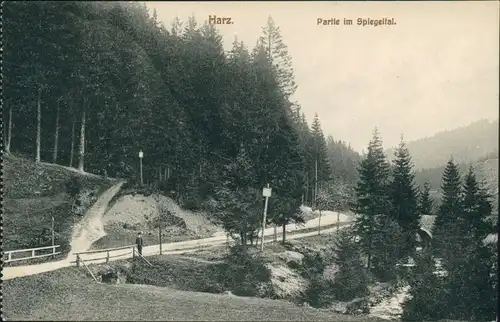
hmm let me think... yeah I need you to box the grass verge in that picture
[3,265,384,321]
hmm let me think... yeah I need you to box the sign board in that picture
[139,151,144,158]
[262,187,272,197]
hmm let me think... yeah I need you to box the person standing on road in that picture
[136,231,144,256]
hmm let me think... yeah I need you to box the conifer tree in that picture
[310,113,332,206]
[419,181,434,215]
[402,250,448,320]
[432,158,462,263]
[444,166,496,321]
[389,138,421,260]
[461,166,492,241]
[351,128,392,272]
[259,15,297,100]
[331,228,370,301]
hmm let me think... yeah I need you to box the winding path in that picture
[2,183,352,280]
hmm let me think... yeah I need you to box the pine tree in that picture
[389,138,421,260]
[259,16,297,100]
[419,181,434,215]
[402,250,448,320]
[461,166,492,241]
[351,128,392,272]
[331,228,370,301]
[443,166,497,321]
[432,158,462,263]
[210,146,261,245]
[310,114,332,207]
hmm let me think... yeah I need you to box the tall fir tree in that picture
[310,113,332,207]
[331,228,371,302]
[442,165,497,321]
[402,249,448,321]
[461,166,492,241]
[351,128,392,272]
[389,138,421,260]
[259,15,297,101]
[419,181,434,215]
[432,158,463,263]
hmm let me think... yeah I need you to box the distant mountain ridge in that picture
[387,119,499,170]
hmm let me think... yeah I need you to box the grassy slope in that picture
[3,154,114,263]
[2,266,383,321]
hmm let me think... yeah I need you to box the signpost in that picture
[260,184,272,251]
[139,150,144,185]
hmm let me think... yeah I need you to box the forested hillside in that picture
[387,119,499,170]
[3,1,358,240]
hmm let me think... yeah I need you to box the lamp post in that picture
[139,150,144,185]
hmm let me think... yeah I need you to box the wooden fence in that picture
[73,244,152,282]
[3,245,61,263]
[73,244,136,267]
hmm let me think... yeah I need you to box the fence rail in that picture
[73,244,137,267]
[3,245,61,263]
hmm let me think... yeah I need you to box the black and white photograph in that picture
[2,1,499,321]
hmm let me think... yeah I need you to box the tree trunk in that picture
[282,223,286,244]
[78,104,86,172]
[69,119,75,167]
[52,102,60,164]
[36,87,42,163]
[305,174,309,206]
[314,159,318,209]
[367,224,373,271]
[318,210,322,235]
[6,106,12,154]
[199,144,202,179]
[240,232,247,246]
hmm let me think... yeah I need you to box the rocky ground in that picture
[92,193,222,249]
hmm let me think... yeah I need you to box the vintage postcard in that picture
[2,1,498,321]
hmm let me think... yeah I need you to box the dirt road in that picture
[2,182,352,280]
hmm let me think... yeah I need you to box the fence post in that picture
[32,249,35,258]
[76,254,80,267]
[106,250,110,264]
[8,252,12,262]
[132,246,135,259]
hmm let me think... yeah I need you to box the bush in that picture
[65,176,83,197]
[218,245,271,297]
[299,252,326,280]
[302,276,335,308]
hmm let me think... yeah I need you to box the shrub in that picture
[218,245,271,297]
[300,252,326,280]
[65,176,83,197]
[302,275,335,308]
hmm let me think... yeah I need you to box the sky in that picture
[145,1,499,152]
